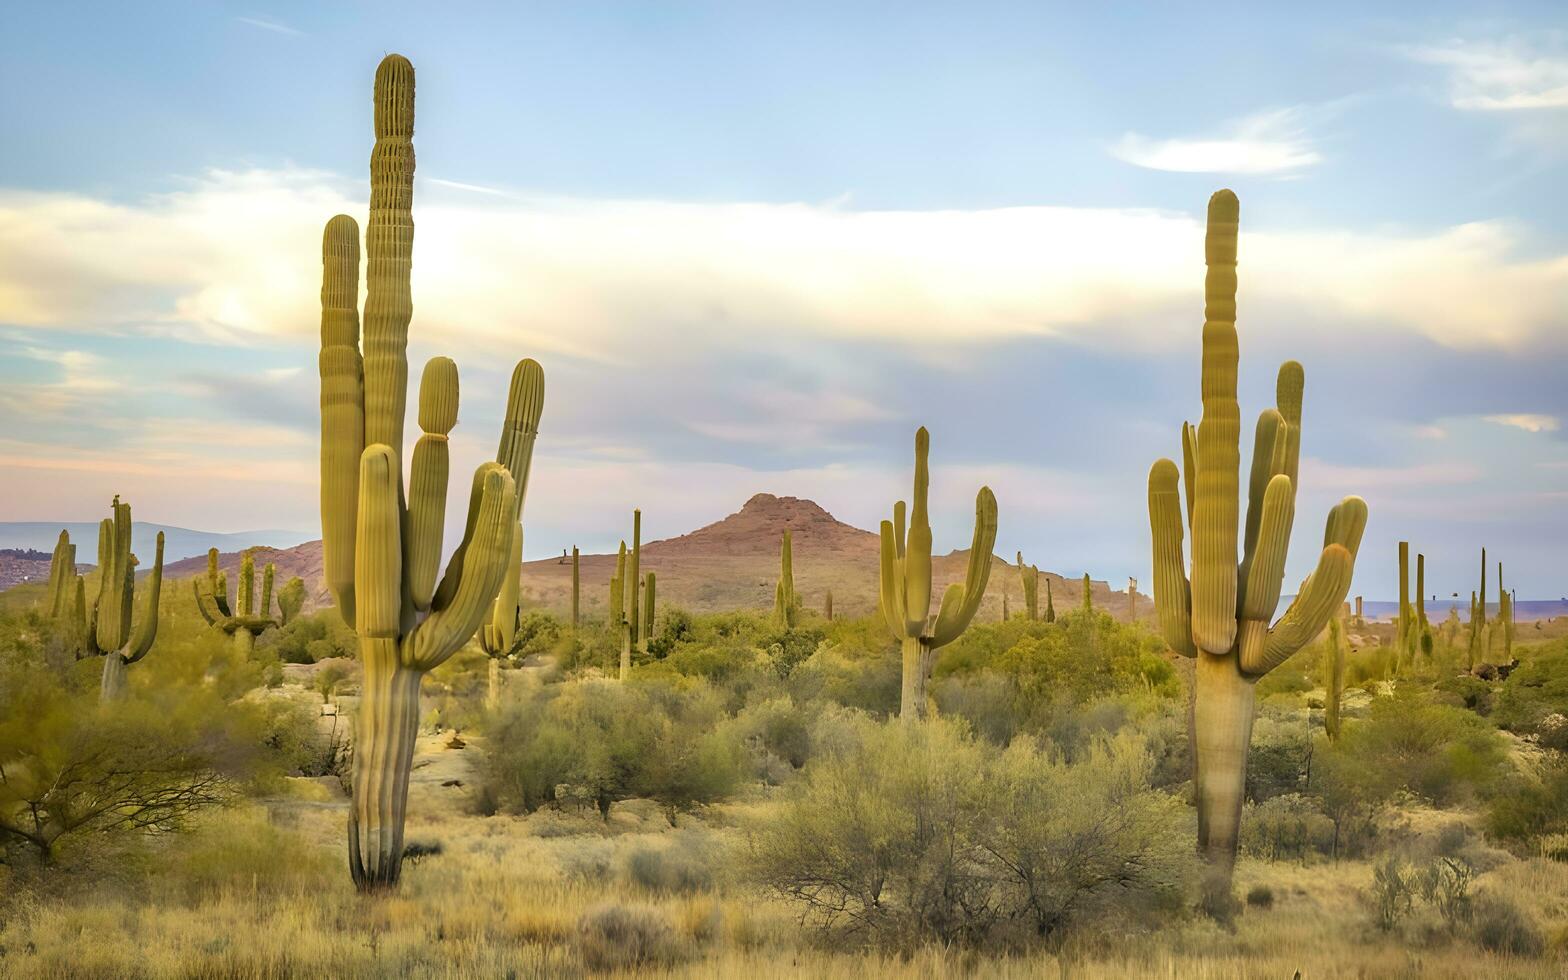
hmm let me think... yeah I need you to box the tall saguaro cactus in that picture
[319,54,545,891]
[878,428,998,722]
[1324,606,1347,741]
[571,546,580,630]
[1016,552,1039,620]
[45,498,166,701]
[775,530,799,628]
[1148,190,1366,901]
[193,548,305,654]
[1396,542,1414,669]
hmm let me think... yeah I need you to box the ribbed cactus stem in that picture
[628,510,641,642]
[571,546,580,630]
[1016,552,1039,621]
[642,572,656,644]
[1397,541,1412,670]
[775,530,798,628]
[320,55,543,892]
[1045,579,1055,623]
[1145,190,1365,904]
[878,427,998,721]
[1324,610,1345,741]
[1082,573,1093,613]
[825,589,833,621]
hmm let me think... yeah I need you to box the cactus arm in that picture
[1240,409,1283,580]
[1239,474,1294,625]
[1181,421,1197,530]
[893,500,906,559]
[355,446,405,639]
[362,54,415,460]
[1275,361,1304,489]
[430,467,491,612]
[404,465,516,671]
[122,532,165,664]
[1190,190,1242,655]
[1323,496,1368,559]
[931,486,998,648]
[404,358,457,611]
[878,520,906,637]
[319,214,364,627]
[237,553,255,618]
[903,428,934,635]
[261,563,275,619]
[496,359,545,516]
[1245,543,1354,676]
[1149,458,1197,658]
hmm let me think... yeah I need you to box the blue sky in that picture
[1,1,1565,599]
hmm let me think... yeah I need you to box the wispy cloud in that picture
[1404,36,1568,111]
[236,16,303,37]
[1108,108,1322,175]
[1485,412,1560,433]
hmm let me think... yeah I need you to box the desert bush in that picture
[1412,856,1475,930]
[482,676,745,821]
[623,833,715,894]
[1245,884,1274,909]
[747,716,1191,950]
[1367,856,1416,932]
[574,902,684,972]
[1240,793,1335,862]
[1245,714,1312,803]
[1485,753,1568,848]
[1319,689,1507,809]
[255,610,355,665]
[733,695,815,771]
[1494,642,1568,736]
[1469,892,1545,956]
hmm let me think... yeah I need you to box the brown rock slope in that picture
[519,493,1150,623]
[159,540,331,614]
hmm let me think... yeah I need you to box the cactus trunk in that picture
[619,623,632,680]
[571,546,580,629]
[348,648,422,890]
[1324,613,1345,740]
[1193,652,1256,892]
[899,636,936,721]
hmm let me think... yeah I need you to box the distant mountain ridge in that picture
[0,523,314,566]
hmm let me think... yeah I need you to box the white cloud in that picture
[1485,413,1560,433]
[1,167,1566,363]
[1108,108,1322,175]
[1405,37,1568,111]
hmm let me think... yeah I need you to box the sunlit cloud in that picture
[236,16,303,38]
[2,168,1566,360]
[1108,108,1322,175]
[1484,412,1560,433]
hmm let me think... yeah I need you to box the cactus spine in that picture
[1147,190,1365,900]
[46,498,166,701]
[193,548,304,654]
[1016,552,1039,620]
[878,428,998,722]
[319,55,545,891]
[775,530,799,628]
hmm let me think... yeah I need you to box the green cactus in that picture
[825,588,834,621]
[1499,562,1513,661]
[878,427,998,722]
[571,546,580,630]
[1396,541,1414,670]
[1324,606,1346,741]
[1016,552,1039,620]
[610,541,626,626]
[1148,190,1365,900]
[628,510,642,642]
[193,548,304,654]
[642,572,656,643]
[45,497,166,701]
[1417,552,1432,656]
[1469,548,1489,669]
[479,521,523,662]
[1044,579,1055,623]
[1002,591,1010,621]
[1081,573,1093,613]
[318,55,545,892]
[1354,595,1364,628]
[1128,577,1137,621]
[775,530,799,628]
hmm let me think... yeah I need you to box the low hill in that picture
[0,522,313,566]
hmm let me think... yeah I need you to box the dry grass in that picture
[2,795,1565,979]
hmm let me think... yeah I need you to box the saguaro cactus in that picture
[1081,573,1093,613]
[193,548,305,654]
[1128,577,1137,621]
[1016,553,1039,620]
[878,428,998,722]
[775,530,799,628]
[1396,542,1414,669]
[46,497,166,701]
[571,546,580,630]
[628,510,642,641]
[318,54,545,891]
[1044,579,1055,622]
[642,572,656,643]
[1148,190,1365,901]
[1324,606,1347,741]
[825,589,834,621]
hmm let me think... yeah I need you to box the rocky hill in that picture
[518,493,1149,623]
[160,540,331,613]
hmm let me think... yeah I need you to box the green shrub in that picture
[1240,793,1335,862]
[1494,642,1568,736]
[1245,884,1274,909]
[746,716,1192,950]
